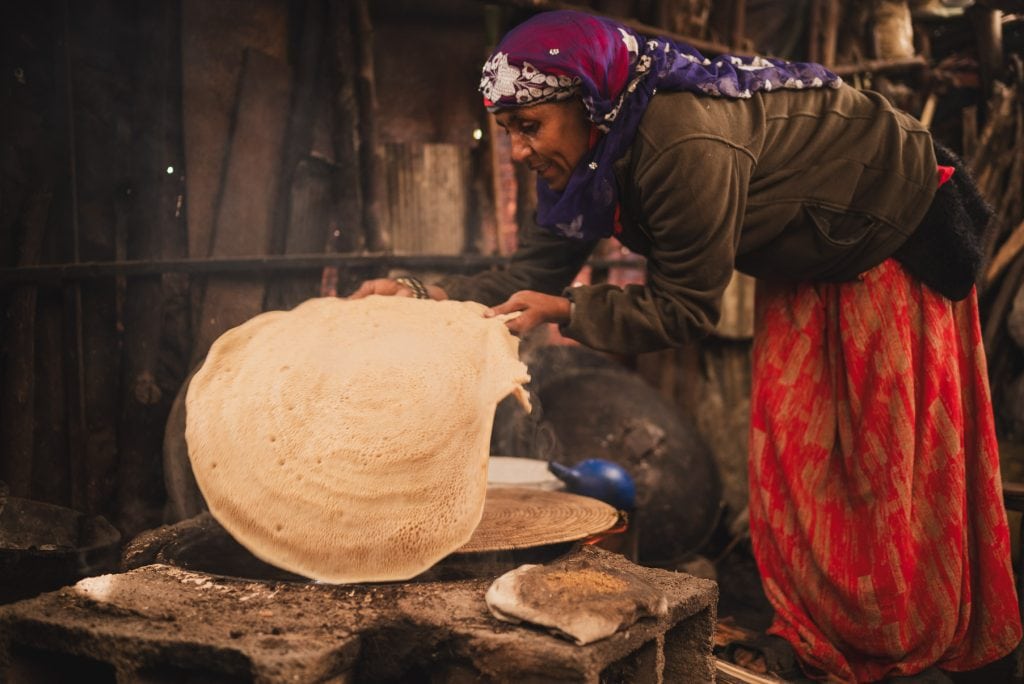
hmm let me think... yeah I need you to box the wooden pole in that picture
[328,0,364,255]
[820,0,840,68]
[60,0,90,513]
[969,5,1004,114]
[325,0,375,295]
[269,0,325,258]
[116,0,186,536]
[0,188,52,496]
[265,0,332,310]
[67,0,134,519]
[352,0,389,252]
[807,0,822,63]
[730,0,745,52]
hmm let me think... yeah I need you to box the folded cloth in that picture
[893,141,993,301]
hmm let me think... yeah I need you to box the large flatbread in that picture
[185,296,530,583]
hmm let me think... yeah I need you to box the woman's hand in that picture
[349,278,448,301]
[486,290,571,336]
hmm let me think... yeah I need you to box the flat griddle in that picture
[458,486,620,553]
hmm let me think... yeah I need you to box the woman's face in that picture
[493,100,590,192]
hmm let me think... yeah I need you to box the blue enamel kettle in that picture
[548,458,636,511]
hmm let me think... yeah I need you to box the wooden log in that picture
[190,49,292,365]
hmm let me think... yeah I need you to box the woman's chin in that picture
[540,175,568,192]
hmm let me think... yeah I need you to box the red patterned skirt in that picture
[749,258,1022,681]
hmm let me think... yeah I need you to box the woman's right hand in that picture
[348,278,448,301]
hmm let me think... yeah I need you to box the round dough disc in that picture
[185,296,530,583]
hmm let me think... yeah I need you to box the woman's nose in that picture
[509,134,532,163]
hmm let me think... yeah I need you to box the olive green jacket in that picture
[439,84,937,355]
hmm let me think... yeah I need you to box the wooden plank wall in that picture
[180,0,288,267]
[189,49,292,365]
[381,143,472,256]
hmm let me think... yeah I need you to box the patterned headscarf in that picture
[480,10,842,241]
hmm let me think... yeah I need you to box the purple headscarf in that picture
[480,10,842,241]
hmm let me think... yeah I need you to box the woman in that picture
[352,10,1021,682]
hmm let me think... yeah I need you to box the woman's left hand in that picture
[486,290,571,336]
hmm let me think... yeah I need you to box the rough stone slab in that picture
[0,546,716,683]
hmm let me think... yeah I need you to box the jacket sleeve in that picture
[559,137,752,354]
[435,221,596,306]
